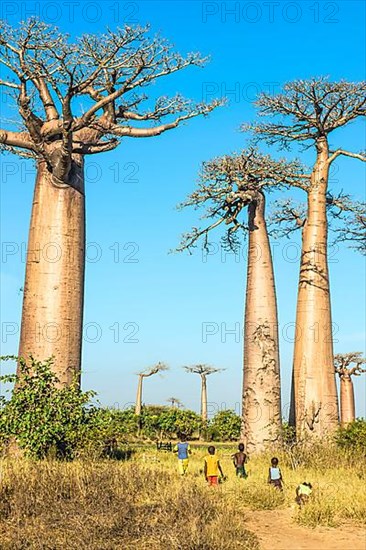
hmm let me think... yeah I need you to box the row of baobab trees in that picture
[0,19,365,453]
[135,356,366,437]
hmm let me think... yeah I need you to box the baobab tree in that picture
[270,194,366,430]
[334,352,366,426]
[183,365,223,423]
[247,78,366,437]
[166,397,184,408]
[0,18,220,385]
[135,362,169,416]
[178,149,304,451]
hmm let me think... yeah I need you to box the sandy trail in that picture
[245,509,366,550]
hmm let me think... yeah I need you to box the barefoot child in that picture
[268,457,283,490]
[174,435,191,475]
[204,446,224,486]
[232,443,248,478]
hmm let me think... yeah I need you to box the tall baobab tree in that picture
[247,77,366,437]
[178,149,304,452]
[0,19,220,385]
[183,365,223,423]
[135,362,169,416]
[270,194,366,430]
[334,353,366,426]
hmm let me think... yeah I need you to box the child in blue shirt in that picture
[173,435,191,475]
[268,457,283,490]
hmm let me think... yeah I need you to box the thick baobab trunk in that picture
[201,375,208,422]
[339,376,355,425]
[18,158,85,386]
[135,375,143,416]
[291,138,338,437]
[241,192,281,453]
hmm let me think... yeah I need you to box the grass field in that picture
[0,443,365,549]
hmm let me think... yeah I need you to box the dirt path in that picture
[245,509,366,550]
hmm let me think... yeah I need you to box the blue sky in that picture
[0,1,365,417]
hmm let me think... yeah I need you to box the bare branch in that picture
[101,99,222,138]
[328,149,366,164]
[327,193,366,255]
[0,128,35,150]
[268,198,306,238]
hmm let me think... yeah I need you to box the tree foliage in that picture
[207,409,241,441]
[0,356,96,459]
[335,419,366,451]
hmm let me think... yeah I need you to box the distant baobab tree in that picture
[0,18,220,385]
[135,362,169,416]
[183,364,223,423]
[334,352,366,426]
[166,397,184,409]
[248,77,366,437]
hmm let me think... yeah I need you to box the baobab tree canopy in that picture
[334,353,366,377]
[138,362,169,378]
[0,18,220,171]
[177,148,305,251]
[183,364,222,377]
[248,77,366,149]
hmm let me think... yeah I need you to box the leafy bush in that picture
[207,410,241,441]
[334,419,366,451]
[159,408,202,438]
[138,406,202,439]
[0,355,96,459]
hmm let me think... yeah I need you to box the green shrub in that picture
[207,410,241,441]
[138,406,202,439]
[335,419,366,451]
[0,355,96,459]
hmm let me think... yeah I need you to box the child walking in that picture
[173,435,191,475]
[204,446,224,486]
[268,457,283,490]
[232,443,248,478]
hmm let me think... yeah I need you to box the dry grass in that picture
[0,443,364,548]
[0,458,258,550]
